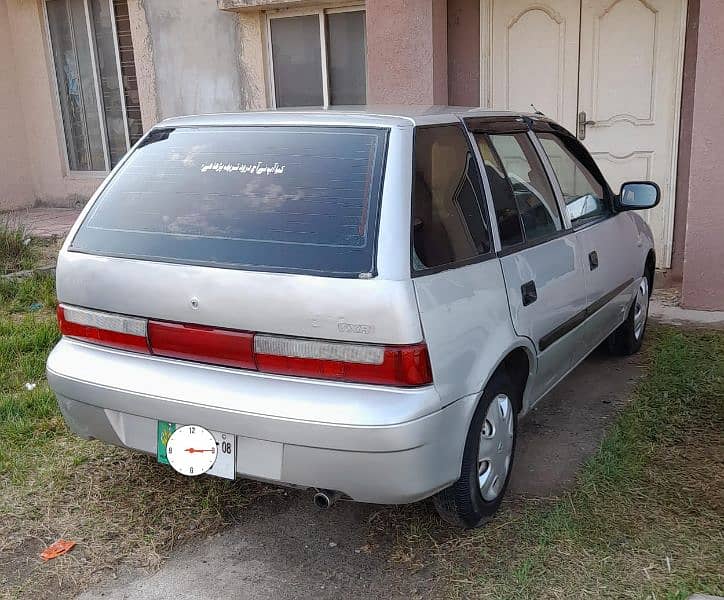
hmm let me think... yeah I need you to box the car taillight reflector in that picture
[148,321,255,370]
[254,335,385,365]
[254,335,432,387]
[57,305,433,387]
[57,305,149,353]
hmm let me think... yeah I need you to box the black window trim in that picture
[496,227,572,258]
[487,130,567,239]
[409,122,497,278]
[530,118,616,230]
[465,120,570,257]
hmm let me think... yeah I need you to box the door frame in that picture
[478,0,689,268]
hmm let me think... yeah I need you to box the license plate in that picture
[157,421,235,479]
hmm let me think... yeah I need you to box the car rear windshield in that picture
[70,126,388,277]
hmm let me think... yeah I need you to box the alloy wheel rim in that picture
[478,393,514,501]
[633,276,649,340]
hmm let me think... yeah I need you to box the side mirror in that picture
[616,181,661,211]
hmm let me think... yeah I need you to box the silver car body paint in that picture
[47,107,655,504]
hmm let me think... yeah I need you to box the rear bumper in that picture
[47,338,476,503]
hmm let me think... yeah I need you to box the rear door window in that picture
[70,126,388,277]
[411,125,491,271]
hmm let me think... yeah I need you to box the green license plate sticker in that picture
[157,420,178,465]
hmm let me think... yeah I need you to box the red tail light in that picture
[57,305,149,353]
[254,336,432,387]
[58,305,433,387]
[147,321,255,370]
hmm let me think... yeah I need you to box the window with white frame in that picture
[267,7,366,107]
[45,0,142,172]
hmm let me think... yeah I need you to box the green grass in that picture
[0,221,36,275]
[386,327,724,599]
[0,275,266,600]
[0,272,56,313]
[0,274,60,479]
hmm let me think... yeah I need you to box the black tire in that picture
[607,265,653,356]
[433,371,518,529]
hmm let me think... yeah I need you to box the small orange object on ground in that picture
[40,540,76,561]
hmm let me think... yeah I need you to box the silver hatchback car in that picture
[47,107,659,528]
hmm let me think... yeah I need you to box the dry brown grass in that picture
[1,433,278,599]
[0,276,278,599]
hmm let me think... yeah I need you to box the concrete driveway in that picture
[77,346,643,600]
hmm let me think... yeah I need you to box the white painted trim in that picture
[479,0,492,107]
[265,2,362,17]
[263,13,277,107]
[662,0,688,269]
[318,11,330,107]
[326,5,364,14]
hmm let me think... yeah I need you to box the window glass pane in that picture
[537,133,611,225]
[412,126,491,270]
[327,11,366,105]
[270,15,324,107]
[47,0,106,171]
[489,133,562,242]
[71,127,388,277]
[90,0,127,166]
[474,134,524,248]
[112,0,143,146]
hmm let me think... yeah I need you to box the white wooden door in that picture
[483,0,687,267]
[486,0,580,131]
[578,0,686,267]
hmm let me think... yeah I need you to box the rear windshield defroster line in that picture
[70,126,389,277]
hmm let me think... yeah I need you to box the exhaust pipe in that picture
[313,489,342,510]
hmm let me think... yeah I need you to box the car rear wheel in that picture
[433,371,518,529]
[607,267,652,356]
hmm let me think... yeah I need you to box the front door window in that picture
[536,131,611,226]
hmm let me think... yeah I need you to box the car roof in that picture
[158,105,541,129]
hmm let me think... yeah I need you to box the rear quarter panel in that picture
[413,259,535,411]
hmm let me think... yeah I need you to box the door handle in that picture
[577,111,596,140]
[589,250,599,270]
[521,280,537,306]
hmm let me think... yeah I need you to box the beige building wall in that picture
[4,0,105,209]
[0,0,34,210]
[0,0,266,212]
[141,0,265,120]
[680,0,724,310]
[366,0,448,105]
